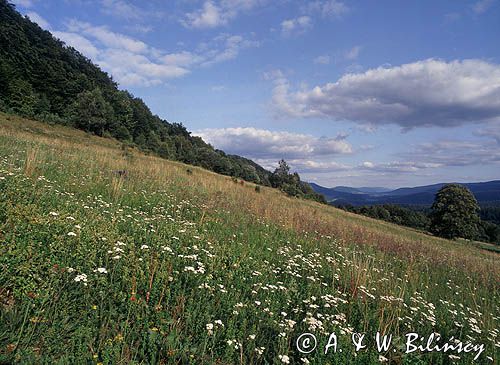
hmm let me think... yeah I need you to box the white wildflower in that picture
[279,355,290,364]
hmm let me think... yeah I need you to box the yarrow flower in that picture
[279,355,290,364]
[67,232,77,237]
[255,347,265,355]
[206,323,214,335]
[93,267,108,274]
[74,273,88,285]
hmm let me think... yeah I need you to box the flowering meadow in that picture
[0,114,499,364]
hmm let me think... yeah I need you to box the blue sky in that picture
[13,0,500,188]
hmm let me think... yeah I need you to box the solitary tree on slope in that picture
[430,184,480,240]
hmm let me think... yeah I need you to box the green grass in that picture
[0,113,499,364]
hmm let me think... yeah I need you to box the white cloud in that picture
[200,33,260,66]
[161,51,204,67]
[26,11,50,29]
[97,49,189,81]
[52,19,256,87]
[314,55,331,64]
[53,21,181,87]
[52,31,100,58]
[67,20,148,53]
[183,0,266,29]
[194,127,352,161]
[272,59,500,129]
[473,0,495,14]
[281,16,312,36]
[184,1,225,28]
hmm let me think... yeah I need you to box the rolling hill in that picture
[310,180,500,207]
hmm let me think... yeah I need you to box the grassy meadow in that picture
[0,113,498,364]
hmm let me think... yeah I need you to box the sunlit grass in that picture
[0,113,498,364]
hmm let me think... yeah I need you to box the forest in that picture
[0,0,324,203]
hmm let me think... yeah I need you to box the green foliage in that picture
[340,204,430,231]
[68,88,114,136]
[478,220,500,245]
[430,184,481,240]
[269,159,326,203]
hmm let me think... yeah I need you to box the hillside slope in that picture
[0,114,499,364]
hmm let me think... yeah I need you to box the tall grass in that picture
[0,113,498,364]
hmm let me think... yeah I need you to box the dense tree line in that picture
[338,204,430,231]
[339,184,500,245]
[0,1,323,203]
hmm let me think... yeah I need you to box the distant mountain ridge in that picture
[331,186,392,194]
[310,180,500,207]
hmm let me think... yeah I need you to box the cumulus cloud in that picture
[183,0,266,29]
[272,59,500,129]
[26,11,50,29]
[194,127,352,160]
[281,16,312,36]
[52,19,257,87]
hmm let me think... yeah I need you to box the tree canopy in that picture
[430,184,481,240]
